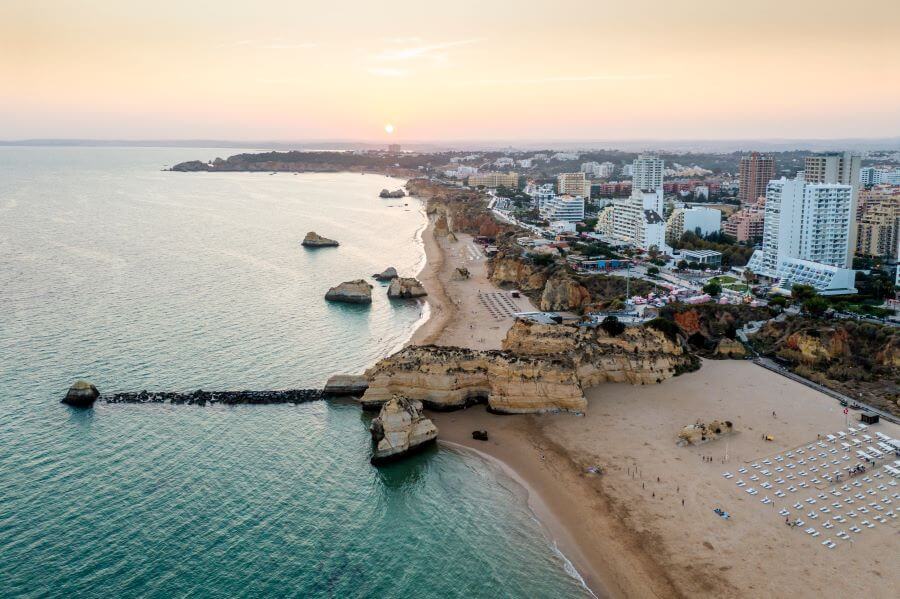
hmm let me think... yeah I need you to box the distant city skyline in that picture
[2,1,899,141]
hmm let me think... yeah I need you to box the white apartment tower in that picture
[632,154,664,192]
[747,175,856,294]
[804,151,861,267]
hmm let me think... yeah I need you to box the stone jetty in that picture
[102,389,324,405]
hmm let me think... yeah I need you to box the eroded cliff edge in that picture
[360,320,693,414]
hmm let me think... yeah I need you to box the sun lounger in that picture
[875,432,890,441]
[775,490,786,497]
[749,475,759,481]
[841,442,851,451]
[867,447,883,459]
[738,467,747,473]
[793,502,803,509]
[837,531,850,539]
[848,427,858,433]
[761,497,772,504]
[826,434,837,443]
[779,508,790,516]
[822,539,836,548]
[837,432,847,438]
[856,423,868,430]
[877,442,893,453]
[762,482,772,489]
[805,527,817,535]
[799,482,809,488]
[823,521,833,528]
[736,480,746,487]
[752,463,761,469]
[847,511,857,518]
[849,525,861,533]
[722,472,733,478]
[862,434,872,442]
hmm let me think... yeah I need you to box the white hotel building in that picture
[540,195,585,223]
[747,175,857,295]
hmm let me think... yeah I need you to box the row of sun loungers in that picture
[723,425,898,550]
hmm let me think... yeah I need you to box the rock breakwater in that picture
[102,389,324,405]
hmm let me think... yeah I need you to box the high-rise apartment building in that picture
[804,151,861,266]
[631,154,664,192]
[557,172,591,198]
[738,152,775,207]
[856,198,899,258]
[746,175,856,294]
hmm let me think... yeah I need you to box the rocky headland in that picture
[325,280,373,304]
[369,396,438,463]
[359,319,693,414]
[301,231,339,247]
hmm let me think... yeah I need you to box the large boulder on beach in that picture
[379,189,405,199]
[62,380,99,407]
[325,280,373,304]
[370,396,438,464]
[301,231,339,247]
[387,277,427,299]
[677,419,734,446]
[373,267,398,281]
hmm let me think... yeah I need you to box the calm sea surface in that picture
[0,148,590,598]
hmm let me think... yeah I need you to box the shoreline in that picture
[404,203,641,598]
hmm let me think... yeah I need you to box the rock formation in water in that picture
[379,189,405,198]
[373,267,398,281]
[369,396,438,464]
[62,380,99,407]
[323,375,369,396]
[677,420,734,446]
[301,231,339,247]
[387,277,427,299]
[325,280,373,304]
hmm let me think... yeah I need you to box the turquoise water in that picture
[0,148,590,598]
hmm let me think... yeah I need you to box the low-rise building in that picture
[723,200,766,242]
[679,249,722,269]
[468,171,519,188]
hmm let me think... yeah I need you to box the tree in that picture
[703,281,722,296]
[768,295,788,309]
[647,266,660,276]
[803,296,829,317]
[743,268,756,284]
[791,284,817,302]
[676,260,688,270]
[600,315,626,337]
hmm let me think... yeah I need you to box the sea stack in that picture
[387,277,427,299]
[62,380,100,407]
[373,267,398,281]
[369,396,438,464]
[325,280,373,304]
[301,231,339,247]
[379,189,405,199]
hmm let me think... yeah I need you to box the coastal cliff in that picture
[361,345,586,414]
[361,319,693,414]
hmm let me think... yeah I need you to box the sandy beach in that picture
[409,209,900,598]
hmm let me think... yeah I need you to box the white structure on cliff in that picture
[746,175,857,294]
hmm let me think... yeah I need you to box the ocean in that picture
[0,148,591,598]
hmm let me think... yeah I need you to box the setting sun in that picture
[384,124,394,135]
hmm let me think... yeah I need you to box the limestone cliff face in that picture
[488,251,549,293]
[361,321,691,415]
[502,320,690,386]
[369,396,438,463]
[361,345,586,414]
[539,275,591,312]
[713,338,747,358]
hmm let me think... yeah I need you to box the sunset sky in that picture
[2,0,899,142]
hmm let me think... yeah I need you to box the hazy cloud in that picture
[367,67,410,78]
